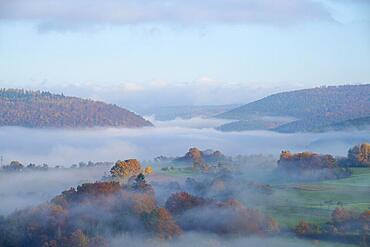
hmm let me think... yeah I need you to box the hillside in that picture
[0,89,153,128]
[315,116,370,132]
[217,84,370,132]
[274,115,370,133]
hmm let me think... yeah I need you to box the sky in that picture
[0,0,369,108]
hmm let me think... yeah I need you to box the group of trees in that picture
[0,160,115,173]
[71,161,113,169]
[170,147,233,173]
[0,88,152,128]
[346,143,370,167]
[109,159,152,184]
[0,174,181,247]
[0,158,154,178]
[295,208,370,245]
[277,143,370,174]
[165,192,210,214]
[174,148,227,164]
[279,151,337,169]
[158,148,279,175]
[277,151,351,180]
[0,158,282,246]
[1,161,49,172]
[3,146,368,246]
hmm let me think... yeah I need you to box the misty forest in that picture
[1,0,370,246]
[0,143,369,247]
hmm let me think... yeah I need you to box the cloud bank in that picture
[0,123,369,166]
[0,0,333,30]
[0,166,109,215]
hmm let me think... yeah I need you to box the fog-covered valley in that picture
[0,117,369,247]
[0,117,368,166]
[0,167,110,215]
[0,113,369,247]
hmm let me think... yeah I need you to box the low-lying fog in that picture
[0,118,368,247]
[0,117,369,166]
[0,167,110,215]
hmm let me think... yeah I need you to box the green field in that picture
[156,167,370,246]
[253,168,370,228]
[160,167,370,230]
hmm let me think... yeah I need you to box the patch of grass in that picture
[250,168,370,229]
[160,166,370,234]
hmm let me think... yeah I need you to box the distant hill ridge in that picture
[0,88,153,128]
[218,84,370,132]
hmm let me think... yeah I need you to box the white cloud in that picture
[196,76,219,87]
[150,79,169,88]
[120,82,145,93]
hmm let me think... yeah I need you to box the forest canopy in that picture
[0,89,152,128]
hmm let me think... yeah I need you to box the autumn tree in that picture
[142,208,181,239]
[348,143,370,167]
[144,165,153,175]
[165,192,208,215]
[186,148,203,163]
[184,148,209,171]
[110,159,141,183]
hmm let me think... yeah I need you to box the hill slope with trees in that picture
[217,84,370,132]
[0,89,153,128]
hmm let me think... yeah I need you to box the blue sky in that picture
[0,0,369,107]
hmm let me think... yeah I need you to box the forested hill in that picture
[218,84,370,120]
[0,89,153,128]
[216,84,370,132]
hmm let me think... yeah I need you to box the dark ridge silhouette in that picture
[0,88,153,128]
